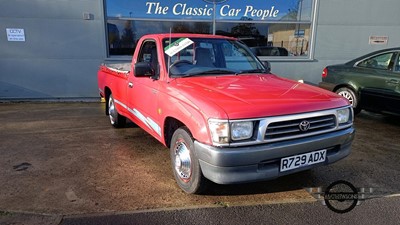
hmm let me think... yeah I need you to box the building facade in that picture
[1,0,399,100]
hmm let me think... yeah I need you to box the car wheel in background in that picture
[335,87,361,115]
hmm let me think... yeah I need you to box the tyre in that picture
[170,127,208,194]
[335,87,361,115]
[108,94,126,128]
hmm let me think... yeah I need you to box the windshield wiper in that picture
[183,69,238,77]
[235,69,268,75]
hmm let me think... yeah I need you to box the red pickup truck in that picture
[98,33,355,194]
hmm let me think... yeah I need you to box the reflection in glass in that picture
[107,20,212,55]
[216,22,310,57]
[105,0,315,57]
[106,0,313,22]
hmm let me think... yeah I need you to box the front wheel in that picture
[170,127,208,194]
[108,94,126,128]
[335,87,361,115]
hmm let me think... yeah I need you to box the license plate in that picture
[280,149,327,172]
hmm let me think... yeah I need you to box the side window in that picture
[138,41,156,63]
[357,52,394,70]
[137,40,159,76]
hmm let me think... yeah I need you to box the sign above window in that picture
[106,0,313,22]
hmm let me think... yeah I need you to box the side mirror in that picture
[262,61,271,73]
[134,62,154,77]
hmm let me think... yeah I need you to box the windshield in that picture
[163,37,267,77]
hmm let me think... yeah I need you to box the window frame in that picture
[395,52,400,72]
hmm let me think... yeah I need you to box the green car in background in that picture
[319,47,400,115]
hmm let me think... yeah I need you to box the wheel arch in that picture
[163,114,209,149]
[163,117,186,148]
[161,101,211,148]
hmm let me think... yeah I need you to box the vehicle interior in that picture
[163,38,265,77]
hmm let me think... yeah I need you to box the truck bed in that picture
[100,62,131,74]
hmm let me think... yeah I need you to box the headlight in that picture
[337,108,351,124]
[208,119,254,145]
[231,121,253,141]
[208,120,229,144]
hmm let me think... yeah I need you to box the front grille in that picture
[265,115,336,141]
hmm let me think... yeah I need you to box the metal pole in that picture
[213,3,216,35]
[203,0,228,35]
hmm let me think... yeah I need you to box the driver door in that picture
[127,39,162,139]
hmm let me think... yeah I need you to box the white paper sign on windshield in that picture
[164,38,194,57]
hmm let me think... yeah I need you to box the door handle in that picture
[128,82,133,88]
[386,79,399,85]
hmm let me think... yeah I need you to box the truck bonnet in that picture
[172,74,349,119]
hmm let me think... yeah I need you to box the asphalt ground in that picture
[0,102,399,224]
[2,196,400,225]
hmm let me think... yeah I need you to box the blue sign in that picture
[106,0,313,22]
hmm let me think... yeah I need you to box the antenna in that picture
[168,27,172,77]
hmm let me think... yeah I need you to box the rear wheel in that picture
[170,127,208,194]
[108,94,126,128]
[335,87,361,115]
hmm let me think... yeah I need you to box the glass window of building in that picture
[105,0,316,60]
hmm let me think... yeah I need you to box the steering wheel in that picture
[170,60,192,68]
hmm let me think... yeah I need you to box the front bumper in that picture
[194,127,355,184]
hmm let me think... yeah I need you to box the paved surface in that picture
[2,196,400,225]
[59,196,400,225]
[0,102,399,224]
